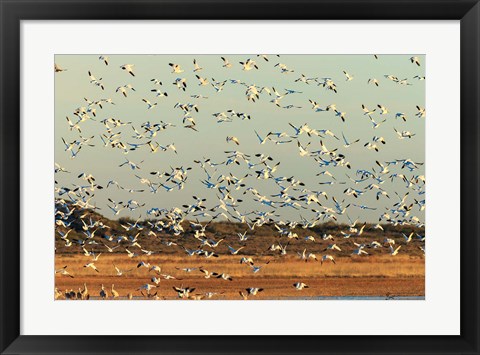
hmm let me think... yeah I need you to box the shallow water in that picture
[279,296,424,300]
[70,295,424,301]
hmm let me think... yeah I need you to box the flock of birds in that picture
[54,54,425,300]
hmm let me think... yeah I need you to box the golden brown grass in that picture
[55,253,424,300]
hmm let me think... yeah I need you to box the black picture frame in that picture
[1,1,478,354]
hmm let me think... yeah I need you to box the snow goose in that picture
[84,263,100,273]
[293,282,309,290]
[120,64,135,76]
[246,287,264,295]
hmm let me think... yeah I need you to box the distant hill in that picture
[55,203,425,257]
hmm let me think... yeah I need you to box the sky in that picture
[55,54,425,224]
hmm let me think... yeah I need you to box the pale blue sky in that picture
[55,54,425,224]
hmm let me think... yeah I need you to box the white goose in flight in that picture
[389,245,401,256]
[199,268,214,279]
[237,231,249,241]
[239,58,258,71]
[352,247,368,256]
[116,84,135,97]
[120,64,135,76]
[394,128,416,139]
[169,63,184,73]
[193,59,203,72]
[227,245,244,255]
[151,277,161,285]
[226,136,240,145]
[324,244,341,252]
[88,71,104,90]
[137,261,151,269]
[149,265,162,274]
[142,98,157,109]
[416,105,426,118]
[213,272,233,281]
[99,55,109,65]
[195,75,209,86]
[55,265,74,278]
[341,132,360,148]
[402,232,414,243]
[246,287,264,295]
[113,264,132,276]
[173,286,195,299]
[240,257,254,265]
[91,252,102,262]
[343,70,354,81]
[251,260,270,273]
[362,104,376,116]
[221,57,232,68]
[377,104,389,115]
[410,56,421,66]
[173,77,187,91]
[125,248,138,258]
[384,237,395,245]
[151,89,168,98]
[84,263,99,273]
[321,255,336,265]
[54,63,67,72]
[103,243,119,253]
[138,284,157,294]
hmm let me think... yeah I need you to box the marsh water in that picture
[77,295,425,301]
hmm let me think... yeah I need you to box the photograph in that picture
[2,0,476,352]
[54,54,426,301]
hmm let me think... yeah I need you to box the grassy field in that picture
[55,253,425,300]
[55,208,425,300]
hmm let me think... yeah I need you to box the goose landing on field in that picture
[293,282,309,290]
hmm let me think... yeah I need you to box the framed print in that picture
[1,0,479,354]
